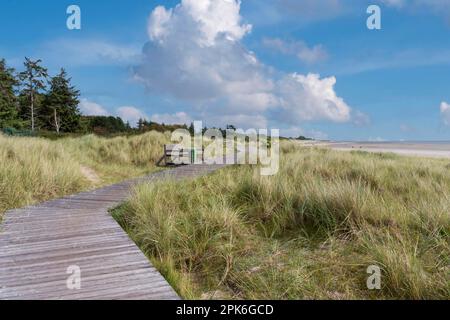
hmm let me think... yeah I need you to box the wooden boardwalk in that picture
[0,164,225,300]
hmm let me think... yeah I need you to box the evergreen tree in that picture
[0,59,20,129]
[18,57,48,131]
[137,118,144,131]
[42,68,81,133]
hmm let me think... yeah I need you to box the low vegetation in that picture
[114,144,450,299]
[0,131,170,219]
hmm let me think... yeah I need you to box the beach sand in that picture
[300,141,450,159]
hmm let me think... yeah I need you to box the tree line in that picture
[0,58,186,137]
[137,118,187,133]
[0,57,82,133]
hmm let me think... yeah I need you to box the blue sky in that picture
[1,0,450,140]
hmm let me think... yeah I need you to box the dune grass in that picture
[113,145,450,299]
[0,132,170,219]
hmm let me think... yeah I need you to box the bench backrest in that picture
[164,145,203,165]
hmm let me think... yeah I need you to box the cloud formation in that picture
[116,106,148,125]
[79,99,109,116]
[133,0,358,130]
[79,100,152,127]
[135,0,276,121]
[277,73,351,123]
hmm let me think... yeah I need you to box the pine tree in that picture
[137,118,144,131]
[43,68,81,133]
[18,57,48,131]
[0,59,20,129]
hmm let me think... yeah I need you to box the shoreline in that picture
[297,141,450,159]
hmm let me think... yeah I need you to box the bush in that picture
[2,127,36,137]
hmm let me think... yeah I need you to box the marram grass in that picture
[114,145,450,300]
[0,132,170,219]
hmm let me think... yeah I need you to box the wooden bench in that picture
[160,145,204,166]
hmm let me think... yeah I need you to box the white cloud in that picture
[134,0,355,130]
[440,102,450,126]
[263,38,328,64]
[150,112,192,125]
[79,99,150,127]
[134,0,276,124]
[79,99,109,116]
[189,0,252,43]
[116,106,148,126]
[277,73,351,123]
[148,6,173,42]
[148,0,252,46]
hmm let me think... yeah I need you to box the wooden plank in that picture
[0,251,147,274]
[0,164,225,300]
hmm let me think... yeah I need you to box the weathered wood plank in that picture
[0,164,225,300]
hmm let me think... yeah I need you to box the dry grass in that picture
[0,132,170,218]
[114,144,450,300]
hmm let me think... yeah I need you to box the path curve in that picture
[0,164,226,300]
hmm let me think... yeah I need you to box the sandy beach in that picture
[300,141,450,159]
